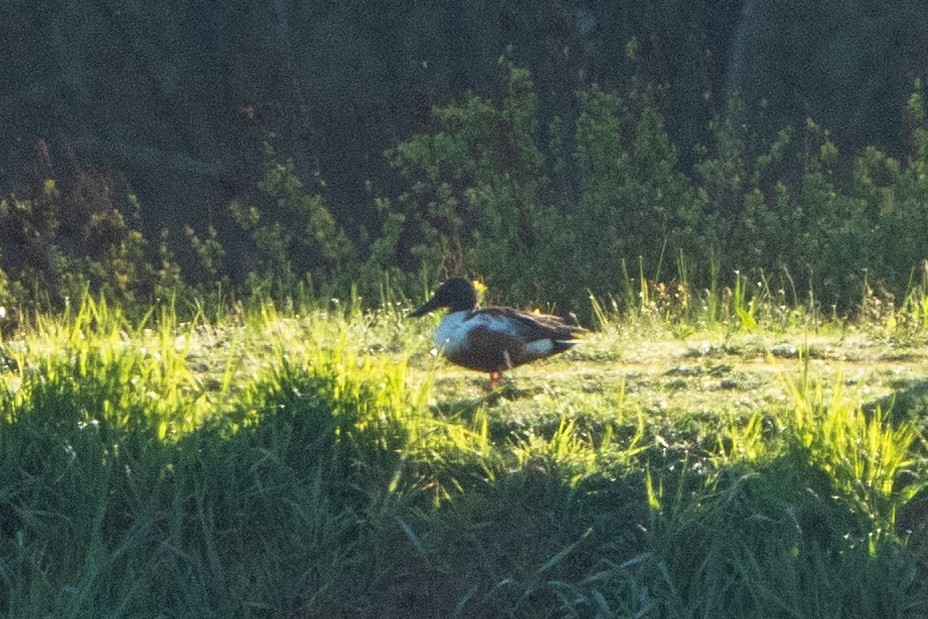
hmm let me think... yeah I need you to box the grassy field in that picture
[0,293,927,617]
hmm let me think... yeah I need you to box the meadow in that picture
[0,284,927,618]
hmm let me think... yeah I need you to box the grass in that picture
[0,287,926,617]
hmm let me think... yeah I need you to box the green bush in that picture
[3,60,928,320]
[381,53,574,307]
[0,171,175,314]
[229,143,358,305]
[574,82,699,303]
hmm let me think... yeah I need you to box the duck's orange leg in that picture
[488,371,502,390]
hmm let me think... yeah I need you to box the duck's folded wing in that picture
[472,307,585,341]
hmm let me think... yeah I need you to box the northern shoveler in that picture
[408,278,586,388]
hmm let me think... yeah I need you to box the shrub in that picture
[382,53,576,308]
[0,166,179,314]
[574,82,699,302]
[228,143,358,305]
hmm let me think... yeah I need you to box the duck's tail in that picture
[552,339,578,354]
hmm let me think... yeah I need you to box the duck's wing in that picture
[469,307,586,341]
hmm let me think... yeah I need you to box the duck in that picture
[408,278,586,388]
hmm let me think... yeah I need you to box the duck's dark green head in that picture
[408,278,478,317]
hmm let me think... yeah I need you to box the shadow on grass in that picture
[643,446,928,618]
[864,377,928,425]
[0,346,926,617]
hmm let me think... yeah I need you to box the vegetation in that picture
[3,60,928,323]
[0,287,926,616]
[9,2,928,251]
[5,23,928,615]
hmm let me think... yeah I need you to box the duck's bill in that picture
[408,296,440,318]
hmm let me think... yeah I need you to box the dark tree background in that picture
[2,1,927,250]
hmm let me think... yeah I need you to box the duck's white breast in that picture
[433,311,471,355]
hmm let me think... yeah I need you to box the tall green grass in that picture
[0,294,924,616]
[589,258,820,341]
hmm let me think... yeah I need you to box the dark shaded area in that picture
[3,2,927,247]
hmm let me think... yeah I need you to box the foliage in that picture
[574,81,698,303]
[3,62,928,324]
[380,63,928,317]
[0,167,171,316]
[0,297,925,615]
[228,143,358,305]
[382,53,573,306]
